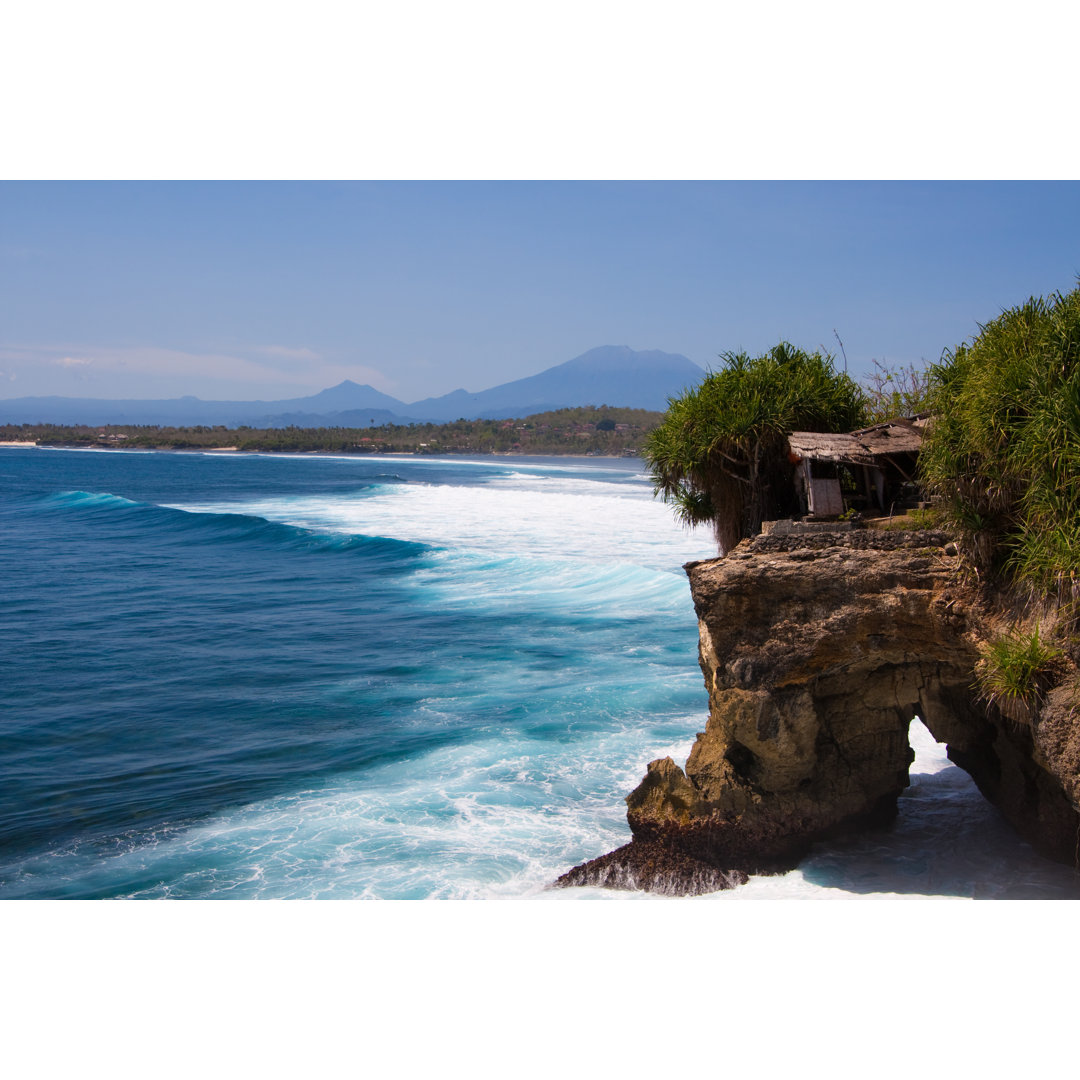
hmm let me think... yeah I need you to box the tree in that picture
[645,343,868,551]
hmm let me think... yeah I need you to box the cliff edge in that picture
[557,529,1080,895]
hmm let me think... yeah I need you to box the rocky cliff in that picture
[557,529,1080,895]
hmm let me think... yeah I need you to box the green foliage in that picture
[920,285,1080,590]
[644,343,868,550]
[976,624,1064,723]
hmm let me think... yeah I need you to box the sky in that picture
[3,180,1079,405]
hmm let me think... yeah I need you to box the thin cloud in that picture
[252,345,321,362]
[0,342,397,399]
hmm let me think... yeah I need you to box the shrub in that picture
[976,625,1064,724]
[920,284,1080,592]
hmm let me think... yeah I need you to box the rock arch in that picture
[559,530,1080,894]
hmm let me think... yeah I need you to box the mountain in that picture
[408,346,705,422]
[0,347,705,427]
[0,388,415,428]
[290,380,410,415]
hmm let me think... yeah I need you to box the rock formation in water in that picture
[557,529,1080,894]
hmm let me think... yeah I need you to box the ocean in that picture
[2,445,1078,900]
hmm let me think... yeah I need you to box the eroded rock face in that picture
[557,530,1080,894]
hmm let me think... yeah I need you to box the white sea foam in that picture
[171,475,714,570]
[163,459,713,632]
[168,469,713,626]
[8,721,700,900]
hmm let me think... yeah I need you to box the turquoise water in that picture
[0,448,711,898]
[3,446,1078,900]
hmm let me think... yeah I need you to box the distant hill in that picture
[280,381,411,416]
[0,347,705,427]
[0,383,417,428]
[406,346,705,421]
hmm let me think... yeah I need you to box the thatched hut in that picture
[787,416,927,519]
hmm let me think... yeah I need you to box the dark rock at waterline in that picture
[554,841,749,896]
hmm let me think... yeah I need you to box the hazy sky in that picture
[3,180,1079,404]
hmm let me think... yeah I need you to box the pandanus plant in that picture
[921,284,1080,595]
[645,343,867,552]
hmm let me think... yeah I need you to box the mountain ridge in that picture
[0,346,705,427]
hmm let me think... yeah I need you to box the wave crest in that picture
[34,489,433,560]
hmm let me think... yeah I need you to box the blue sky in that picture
[3,180,1079,404]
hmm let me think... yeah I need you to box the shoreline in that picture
[1,441,640,461]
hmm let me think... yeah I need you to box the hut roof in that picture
[788,416,926,465]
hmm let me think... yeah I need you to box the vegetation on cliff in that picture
[921,284,1080,593]
[975,624,1065,725]
[642,343,867,551]
[917,284,1080,722]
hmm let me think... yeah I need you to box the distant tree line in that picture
[0,405,666,457]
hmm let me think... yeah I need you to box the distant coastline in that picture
[0,406,659,458]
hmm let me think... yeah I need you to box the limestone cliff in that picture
[557,529,1080,895]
